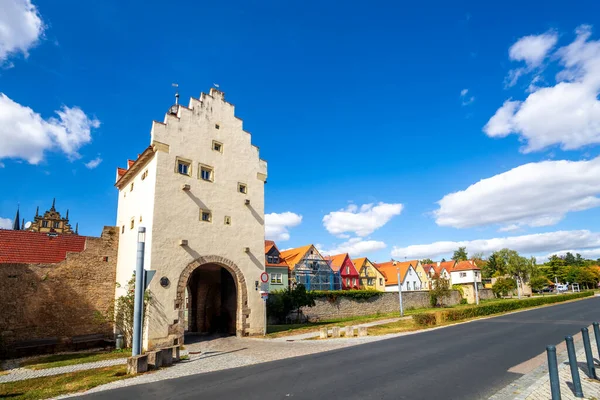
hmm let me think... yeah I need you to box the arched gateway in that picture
[175,255,249,342]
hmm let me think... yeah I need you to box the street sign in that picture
[144,270,156,290]
[260,271,269,283]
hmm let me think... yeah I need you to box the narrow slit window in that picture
[130,182,134,192]
[130,218,135,230]
[200,210,212,223]
[238,182,247,194]
[224,216,231,225]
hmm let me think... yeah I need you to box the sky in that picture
[1,0,600,263]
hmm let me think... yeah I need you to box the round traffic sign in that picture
[260,272,269,283]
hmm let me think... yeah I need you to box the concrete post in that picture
[345,326,354,338]
[397,270,404,317]
[546,345,561,400]
[132,227,146,357]
[582,327,597,379]
[319,328,328,339]
[358,326,368,337]
[593,322,600,361]
[331,326,340,338]
[565,336,584,398]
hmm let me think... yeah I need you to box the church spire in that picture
[75,223,79,235]
[51,198,56,211]
[35,206,39,217]
[13,205,20,230]
[66,209,69,220]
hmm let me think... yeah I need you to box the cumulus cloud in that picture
[0,93,100,164]
[319,237,386,257]
[486,26,600,152]
[265,212,302,242]
[460,88,475,106]
[434,156,600,230]
[391,230,600,260]
[84,157,102,169]
[0,218,12,229]
[322,202,403,237]
[509,31,558,67]
[0,0,44,63]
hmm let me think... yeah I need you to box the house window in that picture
[345,278,350,286]
[200,210,212,222]
[42,221,49,228]
[367,278,374,286]
[199,164,214,182]
[212,140,223,153]
[273,256,279,264]
[130,218,134,229]
[460,272,467,278]
[130,182,134,191]
[409,269,412,275]
[224,216,231,225]
[346,266,350,274]
[238,183,247,194]
[53,221,60,228]
[271,273,276,283]
[176,157,192,176]
[277,274,282,284]
[270,273,282,284]
[379,278,383,286]
[267,256,273,264]
[352,278,356,286]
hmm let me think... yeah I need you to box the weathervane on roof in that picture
[172,83,179,105]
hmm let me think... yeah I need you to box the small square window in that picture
[130,218,135,230]
[103,256,109,262]
[130,182,134,192]
[212,141,223,153]
[199,164,214,182]
[176,157,192,176]
[42,221,49,228]
[238,183,247,194]
[215,124,220,129]
[224,216,231,225]
[200,210,212,223]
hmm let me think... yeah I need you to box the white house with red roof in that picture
[449,260,482,304]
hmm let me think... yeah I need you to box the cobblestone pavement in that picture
[490,324,600,400]
[0,358,127,383]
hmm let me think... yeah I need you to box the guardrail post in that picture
[582,327,597,379]
[593,322,600,362]
[547,345,561,400]
[565,336,584,397]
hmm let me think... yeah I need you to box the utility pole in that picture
[474,271,480,305]
[132,227,146,356]
[397,268,404,317]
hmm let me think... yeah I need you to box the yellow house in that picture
[411,260,428,290]
[353,257,386,291]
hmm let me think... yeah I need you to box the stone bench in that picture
[160,347,173,366]
[147,350,163,369]
[127,354,148,374]
[169,345,181,361]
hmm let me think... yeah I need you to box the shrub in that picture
[492,277,517,298]
[267,284,315,323]
[460,298,468,305]
[311,290,383,302]
[412,291,593,327]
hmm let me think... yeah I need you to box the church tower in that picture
[28,199,76,234]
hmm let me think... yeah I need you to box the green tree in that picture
[429,274,451,307]
[483,253,502,278]
[575,253,584,267]
[492,277,517,298]
[452,247,468,262]
[266,284,315,323]
[564,252,576,266]
[530,276,549,295]
[441,258,447,262]
[575,267,599,289]
[494,249,535,298]
[421,258,434,265]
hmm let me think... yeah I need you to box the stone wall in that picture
[479,288,494,300]
[0,227,118,355]
[300,291,462,322]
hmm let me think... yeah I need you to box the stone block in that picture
[345,326,354,337]
[147,350,163,369]
[171,345,180,361]
[319,328,328,339]
[331,326,340,338]
[358,326,368,337]
[127,354,148,375]
[160,347,173,366]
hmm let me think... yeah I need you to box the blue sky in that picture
[1,0,600,262]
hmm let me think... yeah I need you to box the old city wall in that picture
[301,290,463,322]
[0,227,118,353]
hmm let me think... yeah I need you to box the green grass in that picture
[267,312,401,336]
[0,365,132,400]
[20,349,130,370]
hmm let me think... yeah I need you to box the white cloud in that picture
[486,26,600,152]
[84,157,102,169]
[322,202,403,237]
[434,156,600,230]
[391,230,600,260]
[460,88,475,106]
[319,237,386,257]
[0,93,100,164]
[265,212,302,242]
[509,32,558,67]
[0,0,44,63]
[0,217,12,229]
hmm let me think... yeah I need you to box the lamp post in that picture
[132,227,146,356]
[474,270,480,305]
[397,268,404,317]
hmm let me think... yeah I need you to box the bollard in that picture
[565,336,584,398]
[582,328,597,379]
[345,326,354,338]
[331,326,340,338]
[358,326,368,337]
[593,322,600,362]
[116,334,124,350]
[547,345,561,400]
[319,328,328,339]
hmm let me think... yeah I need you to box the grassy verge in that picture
[20,349,130,370]
[0,365,131,400]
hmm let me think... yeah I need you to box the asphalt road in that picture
[81,296,600,400]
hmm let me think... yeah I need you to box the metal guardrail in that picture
[546,322,600,399]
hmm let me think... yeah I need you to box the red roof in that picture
[0,230,86,264]
[452,260,481,272]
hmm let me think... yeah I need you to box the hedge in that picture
[412,291,594,327]
[311,290,383,302]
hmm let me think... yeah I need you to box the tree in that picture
[575,253,584,267]
[575,267,599,289]
[266,284,315,323]
[492,277,517,298]
[564,252,576,266]
[441,258,447,262]
[530,276,549,295]
[493,249,535,299]
[452,247,468,262]
[483,253,502,278]
[421,258,434,265]
[429,273,451,307]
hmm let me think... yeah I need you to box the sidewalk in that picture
[490,325,600,400]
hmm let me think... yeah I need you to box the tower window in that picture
[215,124,220,129]
[53,221,60,229]
[212,140,223,153]
[199,164,214,182]
[176,157,192,176]
[130,218,135,230]
[238,183,247,194]
[121,225,125,234]
[130,182,134,192]
[42,221,49,228]
[141,170,148,180]
[224,216,231,225]
[200,209,212,223]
